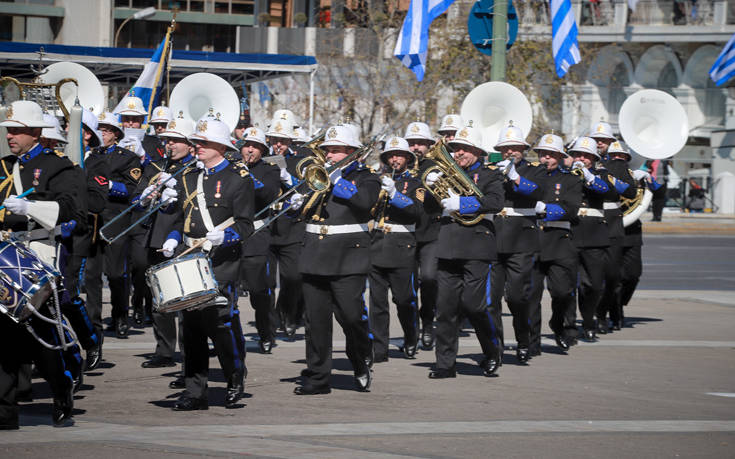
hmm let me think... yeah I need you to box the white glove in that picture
[279,168,293,186]
[158,172,176,188]
[161,239,178,258]
[496,159,510,169]
[380,176,397,199]
[425,171,443,187]
[506,162,520,181]
[535,201,546,214]
[289,192,305,211]
[329,168,342,185]
[206,229,225,247]
[161,187,178,204]
[120,137,145,158]
[582,167,596,183]
[3,196,28,215]
[196,161,204,169]
[632,170,651,181]
[572,161,585,170]
[141,185,157,202]
[440,189,461,212]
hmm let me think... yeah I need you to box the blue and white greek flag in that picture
[394,0,456,82]
[112,36,170,116]
[710,33,735,86]
[550,0,581,78]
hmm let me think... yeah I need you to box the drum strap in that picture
[12,161,23,195]
[196,171,215,232]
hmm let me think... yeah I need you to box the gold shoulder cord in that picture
[182,173,198,233]
[0,162,15,222]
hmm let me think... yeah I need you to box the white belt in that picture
[578,208,604,218]
[253,219,266,230]
[11,226,61,242]
[183,235,207,248]
[306,223,370,235]
[375,223,415,233]
[538,220,571,230]
[497,207,536,217]
[603,202,620,209]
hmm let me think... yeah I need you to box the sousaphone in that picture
[170,73,239,132]
[618,89,688,226]
[460,81,533,152]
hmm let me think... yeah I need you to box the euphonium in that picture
[421,139,485,226]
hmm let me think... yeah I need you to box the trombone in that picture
[99,158,197,244]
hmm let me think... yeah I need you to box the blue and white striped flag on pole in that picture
[710,33,735,86]
[113,34,170,117]
[550,0,581,78]
[394,0,456,82]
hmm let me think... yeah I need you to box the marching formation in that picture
[0,87,661,430]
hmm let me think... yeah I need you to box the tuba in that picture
[170,73,240,131]
[460,81,533,153]
[421,139,485,226]
[618,89,688,226]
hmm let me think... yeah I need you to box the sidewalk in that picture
[640,211,735,235]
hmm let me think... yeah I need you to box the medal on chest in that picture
[555,183,561,195]
[32,168,42,186]
[214,180,222,199]
[473,173,478,184]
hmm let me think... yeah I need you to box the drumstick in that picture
[0,187,36,212]
[176,218,236,258]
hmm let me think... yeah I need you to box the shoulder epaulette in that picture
[530,161,540,167]
[53,149,65,158]
[369,165,380,174]
[487,164,498,170]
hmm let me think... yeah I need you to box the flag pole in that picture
[490,0,507,82]
[144,20,173,129]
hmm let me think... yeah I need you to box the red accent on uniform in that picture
[94,176,108,186]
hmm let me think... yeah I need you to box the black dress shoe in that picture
[421,325,435,350]
[285,326,296,341]
[554,334,570,351]
[115,317,129,339]
[72,368,84,393]
[611,321,622,331]
[169,376,185,389]
[259,340,273,354]
[402,340,418,359]
[294,385,331,395]
[516,348,529,364]
[173,396,208,411]
[52,386,74,427]
[480,358,499,377]
[428,368,456,379]
[133,307,144,326]
[354,370,372,392]
[225,385,243,408]
[141,356,176,368]
[584,329,597,341]
[85,341,103,371]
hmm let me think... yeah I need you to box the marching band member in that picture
[144,104,173,160]
[85,110,142,339]
[490,123,545,364]
[528,134,583,353]
[593,125,638,334]
[425,123,504,379]
[0,101,83,427]
[116,95,152,165]
[161,114,253,410]
[292,125,379,395]
[137,114,196,370]
[437,114,462,142]
[238,127,281,354]
[568,137,619,343]
[404,121,440,350]
[369,136,421,362]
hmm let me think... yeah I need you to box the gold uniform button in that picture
[355,244,360,247]
[191,222,196,227]
[214,203,218,207]
[318,235,324,240]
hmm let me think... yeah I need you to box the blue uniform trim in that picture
[222,227,240,247]
[613,178,630,194]
[388,191,413,209]
[180,153,194,163]
[166,230,182,243]
[109,180,129,198]
[484,264,500,347]
[543,203,566,221]
[205,158,230,175]
[60,220,77,238]
[513,176,538,195]
[586,176,609,193]
[141,153,152,167]
[458,196,481,215]
[73,297,97,345]
[648,179,662,191]
[332,177,358,199]
[252,177,264,189]
[19,144,44,163]
[466,161,481,172]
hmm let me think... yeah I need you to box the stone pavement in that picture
[641,211,735,235]
[2,289,734,458]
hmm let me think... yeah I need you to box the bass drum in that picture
[0,240,59,323]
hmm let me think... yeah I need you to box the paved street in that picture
[2,233,734,458]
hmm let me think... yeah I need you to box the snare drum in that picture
[146,252,219,313]
[0,240,60,323]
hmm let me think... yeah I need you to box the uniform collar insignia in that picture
[342,160,359,176]
[180,153,195,164]
[19,144,44,164]
[205,158,230,175]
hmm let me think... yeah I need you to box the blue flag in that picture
[258,82,271,104]
[394,0,456,82]
[551,0,581,78]
[710,33,735,86]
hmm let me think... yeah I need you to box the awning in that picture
[0,41,318,85]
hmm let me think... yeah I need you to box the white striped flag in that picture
[710,33,735,86]
[550,0,581,78]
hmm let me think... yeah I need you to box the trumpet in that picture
[370,167,398,229]
[421,139,485,226]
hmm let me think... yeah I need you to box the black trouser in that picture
[241,255,275,342]
[598,238,624,327]
[527,253,544,354]
[149,250,181,359]
[531,256,578,340]
[369,265,419,360]
[130,230,152,316]
[620,244,642,308]
[490,251,534,350]
[301,273,371,389]
[270,243,304,331]
[416,239,438,329]
[181,283,244,400]
[85,237,130,328]
[434,259,501,371]
[577,247,607,332]
[61,250,98,351]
